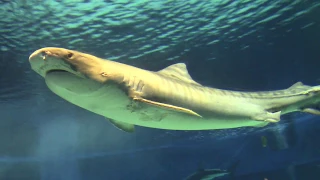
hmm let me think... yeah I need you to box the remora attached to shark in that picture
[29,47,320,132]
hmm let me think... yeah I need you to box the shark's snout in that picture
[29,47,103,95]
[29,48,54,62]
[29,49,42,60]
[29,47,79,78]
[29,49,47,77]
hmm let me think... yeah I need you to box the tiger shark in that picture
[29,47,320,132]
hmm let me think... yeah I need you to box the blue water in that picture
[1,0,320,179]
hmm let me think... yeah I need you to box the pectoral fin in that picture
[133,97,202,117]
[254,111,281,123]
[107,118,135,133]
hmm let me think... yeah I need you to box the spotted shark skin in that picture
[28,47,320,132]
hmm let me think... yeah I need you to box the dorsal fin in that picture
[288,82,310,89]
[157,63,201,86]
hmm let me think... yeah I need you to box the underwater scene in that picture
[1,0,320,180]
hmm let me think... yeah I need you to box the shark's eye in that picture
[67,52,73,58]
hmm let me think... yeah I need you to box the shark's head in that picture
[29,47,105,95]
[29,47,105,79]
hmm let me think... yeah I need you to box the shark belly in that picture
[45,71,267,130]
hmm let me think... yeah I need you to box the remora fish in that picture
[184,168,229,180]
[29,47,320,132]
[184,160,239,180]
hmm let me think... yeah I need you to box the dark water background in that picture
[1,1,320,179]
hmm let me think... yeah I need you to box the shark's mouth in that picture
[47,69,69,75]
[45,70,104,94]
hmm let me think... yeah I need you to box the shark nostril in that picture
[41,51,47,60]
